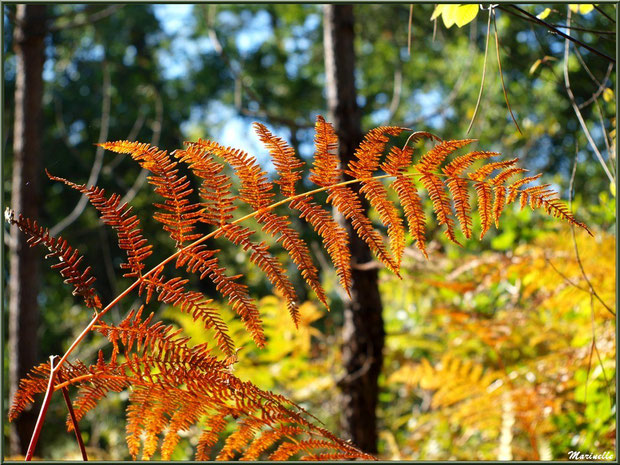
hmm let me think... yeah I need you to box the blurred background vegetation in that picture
[3,3,616,460]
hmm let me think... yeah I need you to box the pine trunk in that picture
[323,4,384,454]
[9,4,46,456]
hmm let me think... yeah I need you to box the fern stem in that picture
[25,356,57,461]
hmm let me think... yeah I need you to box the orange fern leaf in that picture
[99,141,203,247]
[46,173,153,278]
[5,210,102,310]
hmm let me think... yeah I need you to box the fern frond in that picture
[189,139,326,308]
[253,122,304,198]
[506,173,543,203]
[176,244,264,348]
[418,139,476,173]
[218,224,300,326]
[419,172,459,245]
[310,115,341,188]
[253,123,352,298]
[99,141,203,247]
[5,210,102,310]
[46,173,153,278]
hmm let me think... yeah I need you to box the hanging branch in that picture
[562,9,615,185]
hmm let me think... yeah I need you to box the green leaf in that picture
[455,4,479,27]
[537,8,552,19]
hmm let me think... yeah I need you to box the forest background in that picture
[2,2,616,461]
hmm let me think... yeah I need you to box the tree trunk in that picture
[323,4,384,455]
[9,4,46,456]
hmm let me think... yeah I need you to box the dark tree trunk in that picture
[323,4,384,455]
[9,4,46,456]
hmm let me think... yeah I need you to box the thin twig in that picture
[577,62,613,110]
[384,66,403,124]
[594,4,615,24]
[549,23,616,36]
[51,61,112,236]
[493,11,522,135]
[568,155,615,316]
[57,363,88,461]
[407,4,413,56]
[508,5,615,64]
[49,5,122,32]
[467,8,492,135]
[563,10,615,185]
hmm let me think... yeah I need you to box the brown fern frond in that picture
[189,139,326,308]
[346,126,406,179]
[176,244,264,346]
[174,145,238,226]
[174,145,301,326]
[328,185,401,274]
[310,119,400,272]
[359,178,406,267]
[99,141,203,247]
[492,186,507,228]
[506,173,543,203]
[253,123,352,298]
[5,210,102,310]
[418,139,476,173]
[217,224,300,326]
[468,158,519,182]
[344,125,408,267]
[442,150,498,178]
[310,115,341,188]
[189,139,275,209]
[475,181,493,240]
[255,210,328,308]
[253,122,304,197]
[137,270,240,354]
[419,173,459,245]
[46,173,153,278]
[292,197,353,295]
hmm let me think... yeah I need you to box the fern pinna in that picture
[6,115,589,460]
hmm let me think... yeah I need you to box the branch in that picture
[57,363,88,461]
[49,5,123,32]
[568,154,615,316]
[505,5,615,64]
[203,4,313,130]
[562,10,615,186]
[50,60,111,236]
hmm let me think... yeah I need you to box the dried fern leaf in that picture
[5,210,102,310]
[46,173,153,278]
[99,141,202,247]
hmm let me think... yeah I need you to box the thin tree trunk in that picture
[323,4,384,454]
[9,4,46,456]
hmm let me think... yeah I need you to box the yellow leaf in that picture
[610,182,616,198]
[455,4,479,28]
[603,88,614,102]
[569,4,594,14]
[441,4,461,29]
[529,59,542,75]
[430,4,445,21]
[537,8,552,19]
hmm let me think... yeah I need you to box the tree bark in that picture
[323,4,384,454]
[9,4,46,456]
